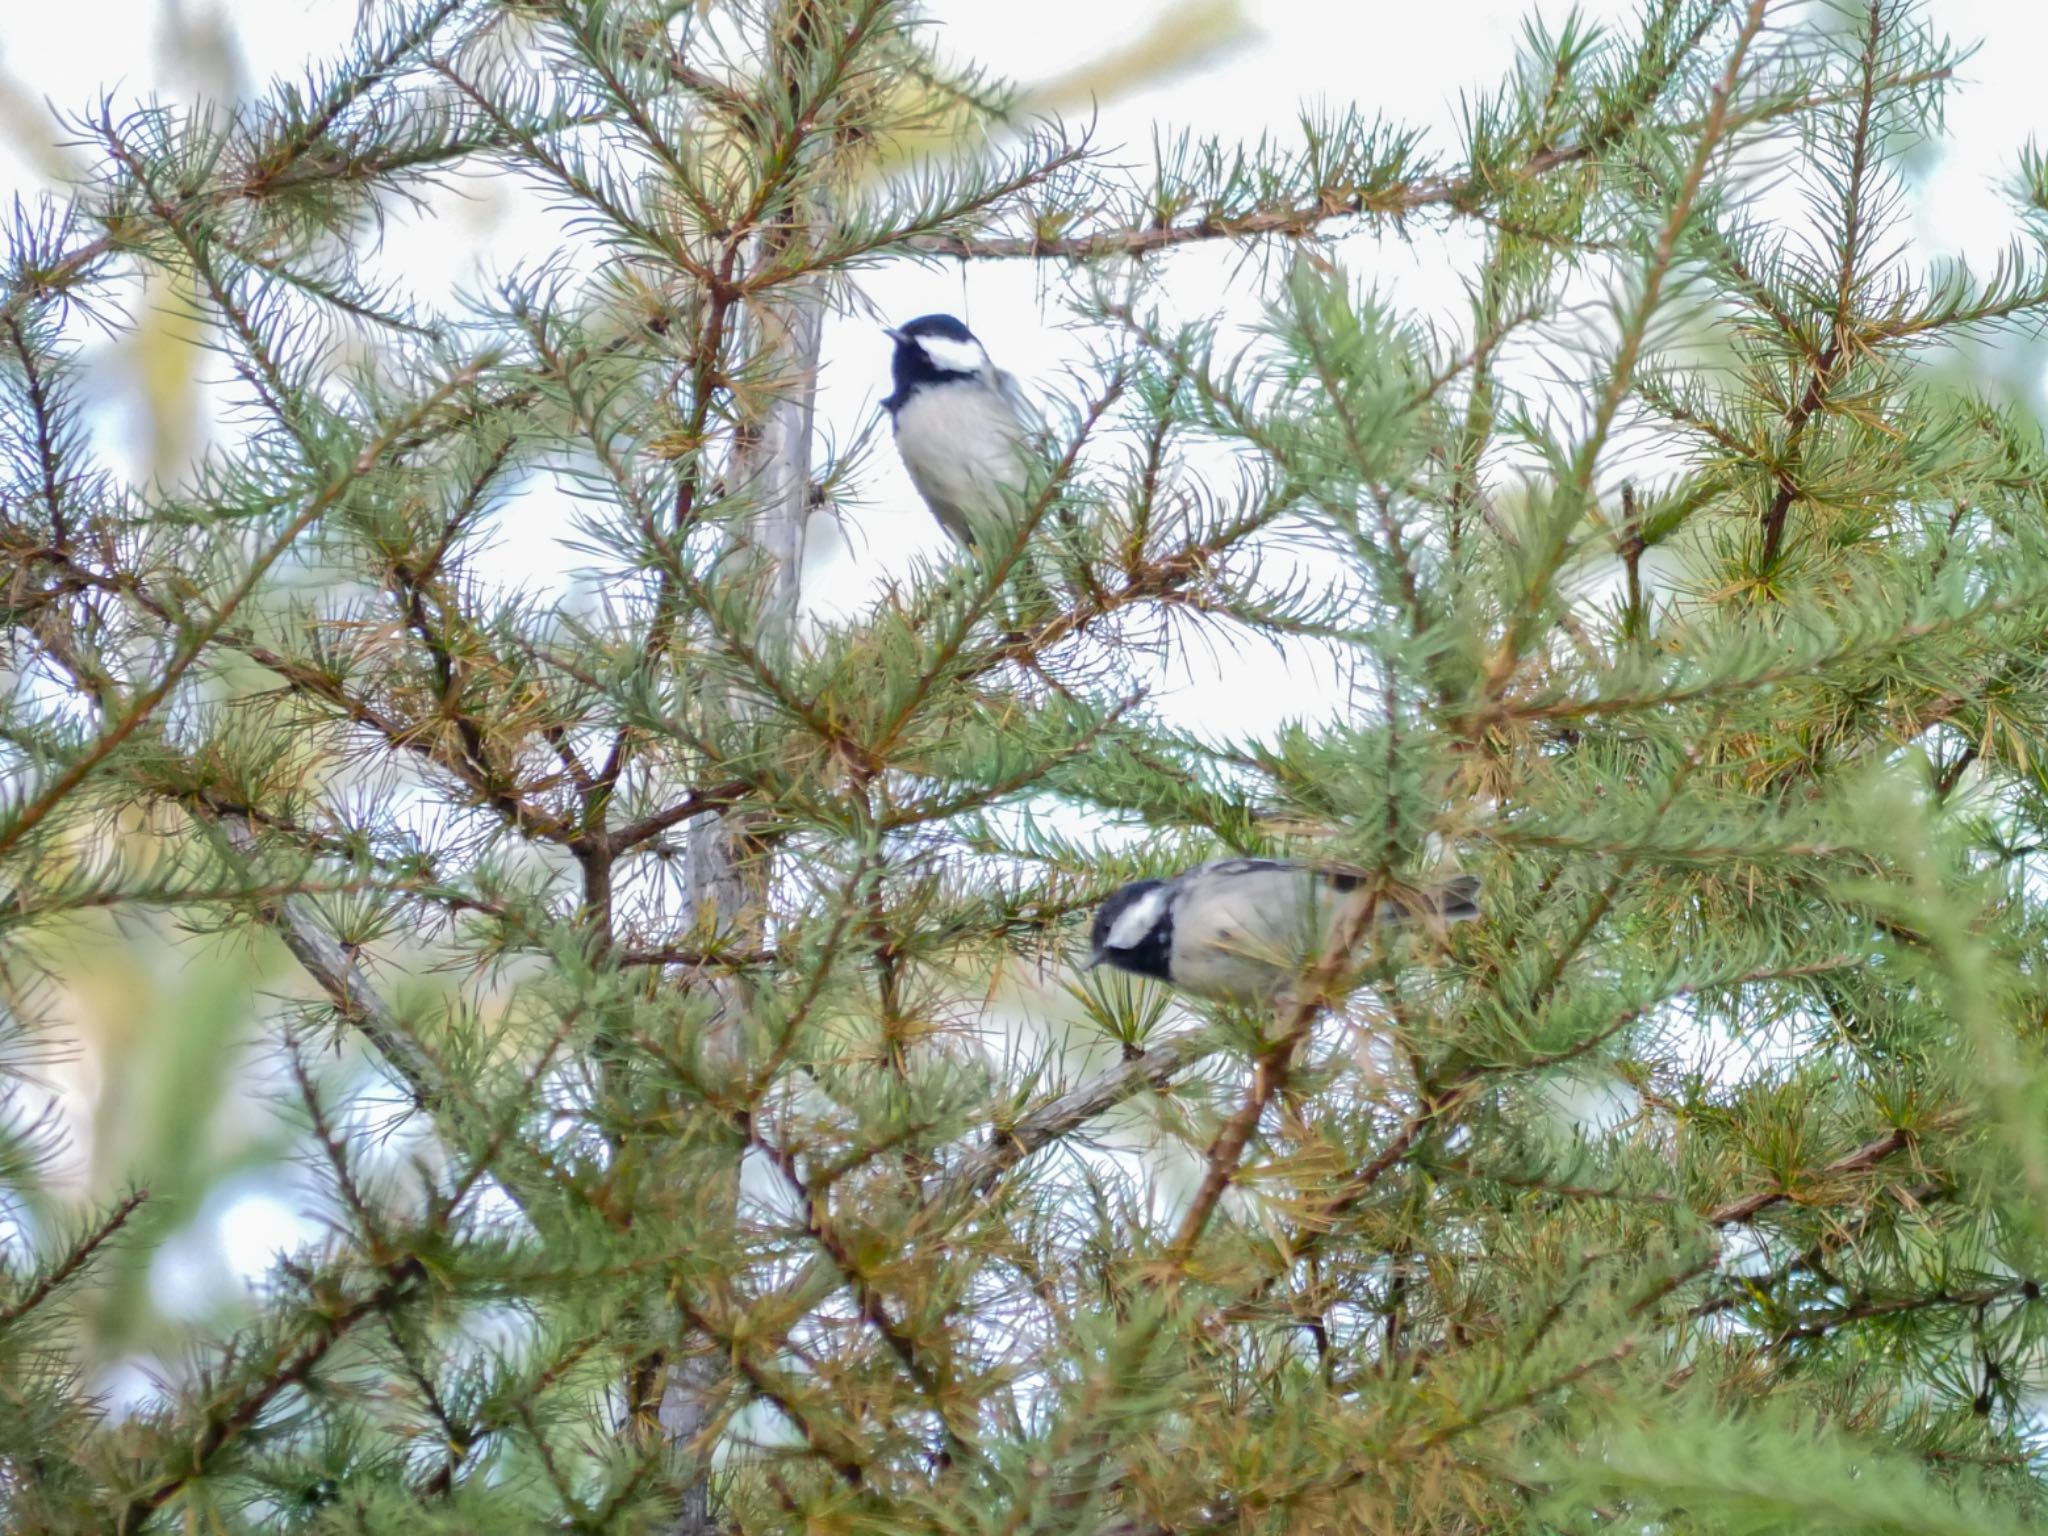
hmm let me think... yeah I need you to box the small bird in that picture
[1087,859,1481,1003]
[883,313,1036,548]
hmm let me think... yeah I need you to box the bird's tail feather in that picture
[1381,874,1482,924]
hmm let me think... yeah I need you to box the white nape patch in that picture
[915,334,990,375]
[1106,887,1170,949]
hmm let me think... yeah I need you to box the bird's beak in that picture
[883,326,906,344]
[1083,952,1103,969]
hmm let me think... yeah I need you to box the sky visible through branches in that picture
[4,0,2039,1326]
[5,1,2048,1531]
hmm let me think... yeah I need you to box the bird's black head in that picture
[1088,878,1173,983]
[883,313,989,414]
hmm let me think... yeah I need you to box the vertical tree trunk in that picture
[660,259,825,1536]
[644,6,831,1515]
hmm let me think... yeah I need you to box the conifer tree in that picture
[5,1,2048,1532]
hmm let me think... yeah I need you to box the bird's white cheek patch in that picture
[916,335,990,375]
[1106,888,1169,950]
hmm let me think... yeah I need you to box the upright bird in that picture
[883,313,1036,549]
[1088,858,1481,1004]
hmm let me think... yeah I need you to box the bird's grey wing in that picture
[907,479,980,546]
[1166,859,1479,1002]
[1167,862,1324,999]
[993,367,1039,432]
[1408,872,1482,921]
[1208,859,1477,955]
[1276,859,1481,926]
[1368,871,1481,926]
[994,368,1062,475]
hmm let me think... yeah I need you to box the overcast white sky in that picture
[5,0,2046,1320]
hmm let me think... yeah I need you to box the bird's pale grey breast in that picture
[892,374,1032,544]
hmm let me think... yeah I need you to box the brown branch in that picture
[209,810,447,1108]
[0,1187,149,1327]
[641,1021,1231,1489]
[1485,0,1767,707]
[3,315,70,547]
[749,1123,979,1466]
[667,1292,869,1488]
[690,851,987,1470]
[614,942,778,969]
[1704,1125,1913,1229]
[1768,1278,2028,1346]
[383,438,532,811]
[0,368,484,861]
[906,15,1937,272]
[949,1028,1223,1200]
[20,544,582,841]
[905,139,1601,263]
[1758,0,1884,572]
[0,875,458,928]
[1167,886,1389,1269]
[112,1258,426,1533]
[1688,1178,1947,1324]
[1,0,471,332]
